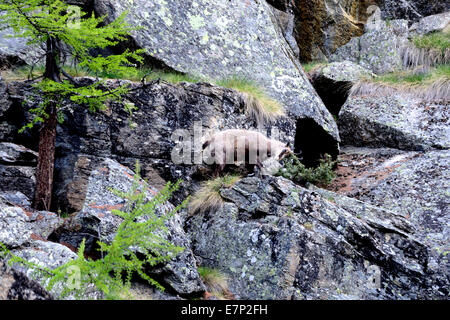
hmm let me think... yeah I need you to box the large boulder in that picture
[267,0,372,61]
[0,194,84,299]
[328,147,450,291]
[51,157,206,296]
[94,0,340,150]
[187,175,446,299]
[378,0,450,22]
[0,259,52,300]
[409,11,450,35]
[4,79,315,212]
[0,143,38,200]
[309,61,375,115]
[338,93,450,151]
[0,193,63,248]
[0,27,42,70]
[331,20,410,74]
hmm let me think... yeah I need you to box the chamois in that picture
[202,129,291,176]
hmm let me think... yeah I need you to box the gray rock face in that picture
[0,195,63,248]
[0,194,80,299]
[409,11,450,35]
[0,165,36,200]
[312,61,376,84]
[4,79,302,212]
[309,61,375,115]
[0,142,38,200]
[94,0,339,146]
[0,142,38,165]
[8,239,105,300]
[0,260,52,300]
[52,157,205,296]
[357,150,450,283]
[338,93,450,151]
[187,175,446,299]
[270,6,300,58]
[0,77,10,118]
[331,20,409,74]
[267,0,373,61]
[0,27,42,70]
[327,147,449,295]
[379,0,450,22]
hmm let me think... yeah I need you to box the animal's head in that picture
[278,146,292,160]
[267,140,292,160]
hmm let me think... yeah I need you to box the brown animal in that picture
[202,129,291,176]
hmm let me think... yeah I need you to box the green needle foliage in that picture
[0,0,144,120]
[0,163,186,300]
[0,0,145,210]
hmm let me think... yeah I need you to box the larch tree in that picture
[0,0,144,210]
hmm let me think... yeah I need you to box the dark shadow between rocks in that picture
[295,118,339,167]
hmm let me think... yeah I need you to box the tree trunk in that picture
[33,105,57,211]
[33,37,61,211]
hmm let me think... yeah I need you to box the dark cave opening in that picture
[310,76,352,117]
[294,118,339,167]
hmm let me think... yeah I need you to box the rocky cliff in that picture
[0,0,448,300]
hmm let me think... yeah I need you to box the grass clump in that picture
[189,174,241,216]
[0,163,186,300]
[3,67,283,126]
[413,31,450,53]
[302,62,326,73]
[215,77,284,125]
[198,266,230,299]
[1,64,92,81]
[1,64,200,84]
[352,64,450,101]
[372,64,449,85]
[401,31,450,68]
[97,68,200,84]
[277,153,336,187]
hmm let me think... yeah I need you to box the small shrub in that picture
[277,153,336,187]
[214,77,284,125]
[189,174,241,215]
[0,163,186,300]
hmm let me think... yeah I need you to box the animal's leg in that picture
[256,158,263,170]
[213,163,226,177]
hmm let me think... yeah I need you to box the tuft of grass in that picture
[302,62,326,73]
[215,77,284,125]
[353,64,450,101]
[98,68,200,84]
[1,64,92,81]
[369,64,449,84]
[198,267,230,299]
[1,64,200,84]
[413,31,450,53]
[189,174,241,216]
[2,67,283,126]
[401,31,450,68]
